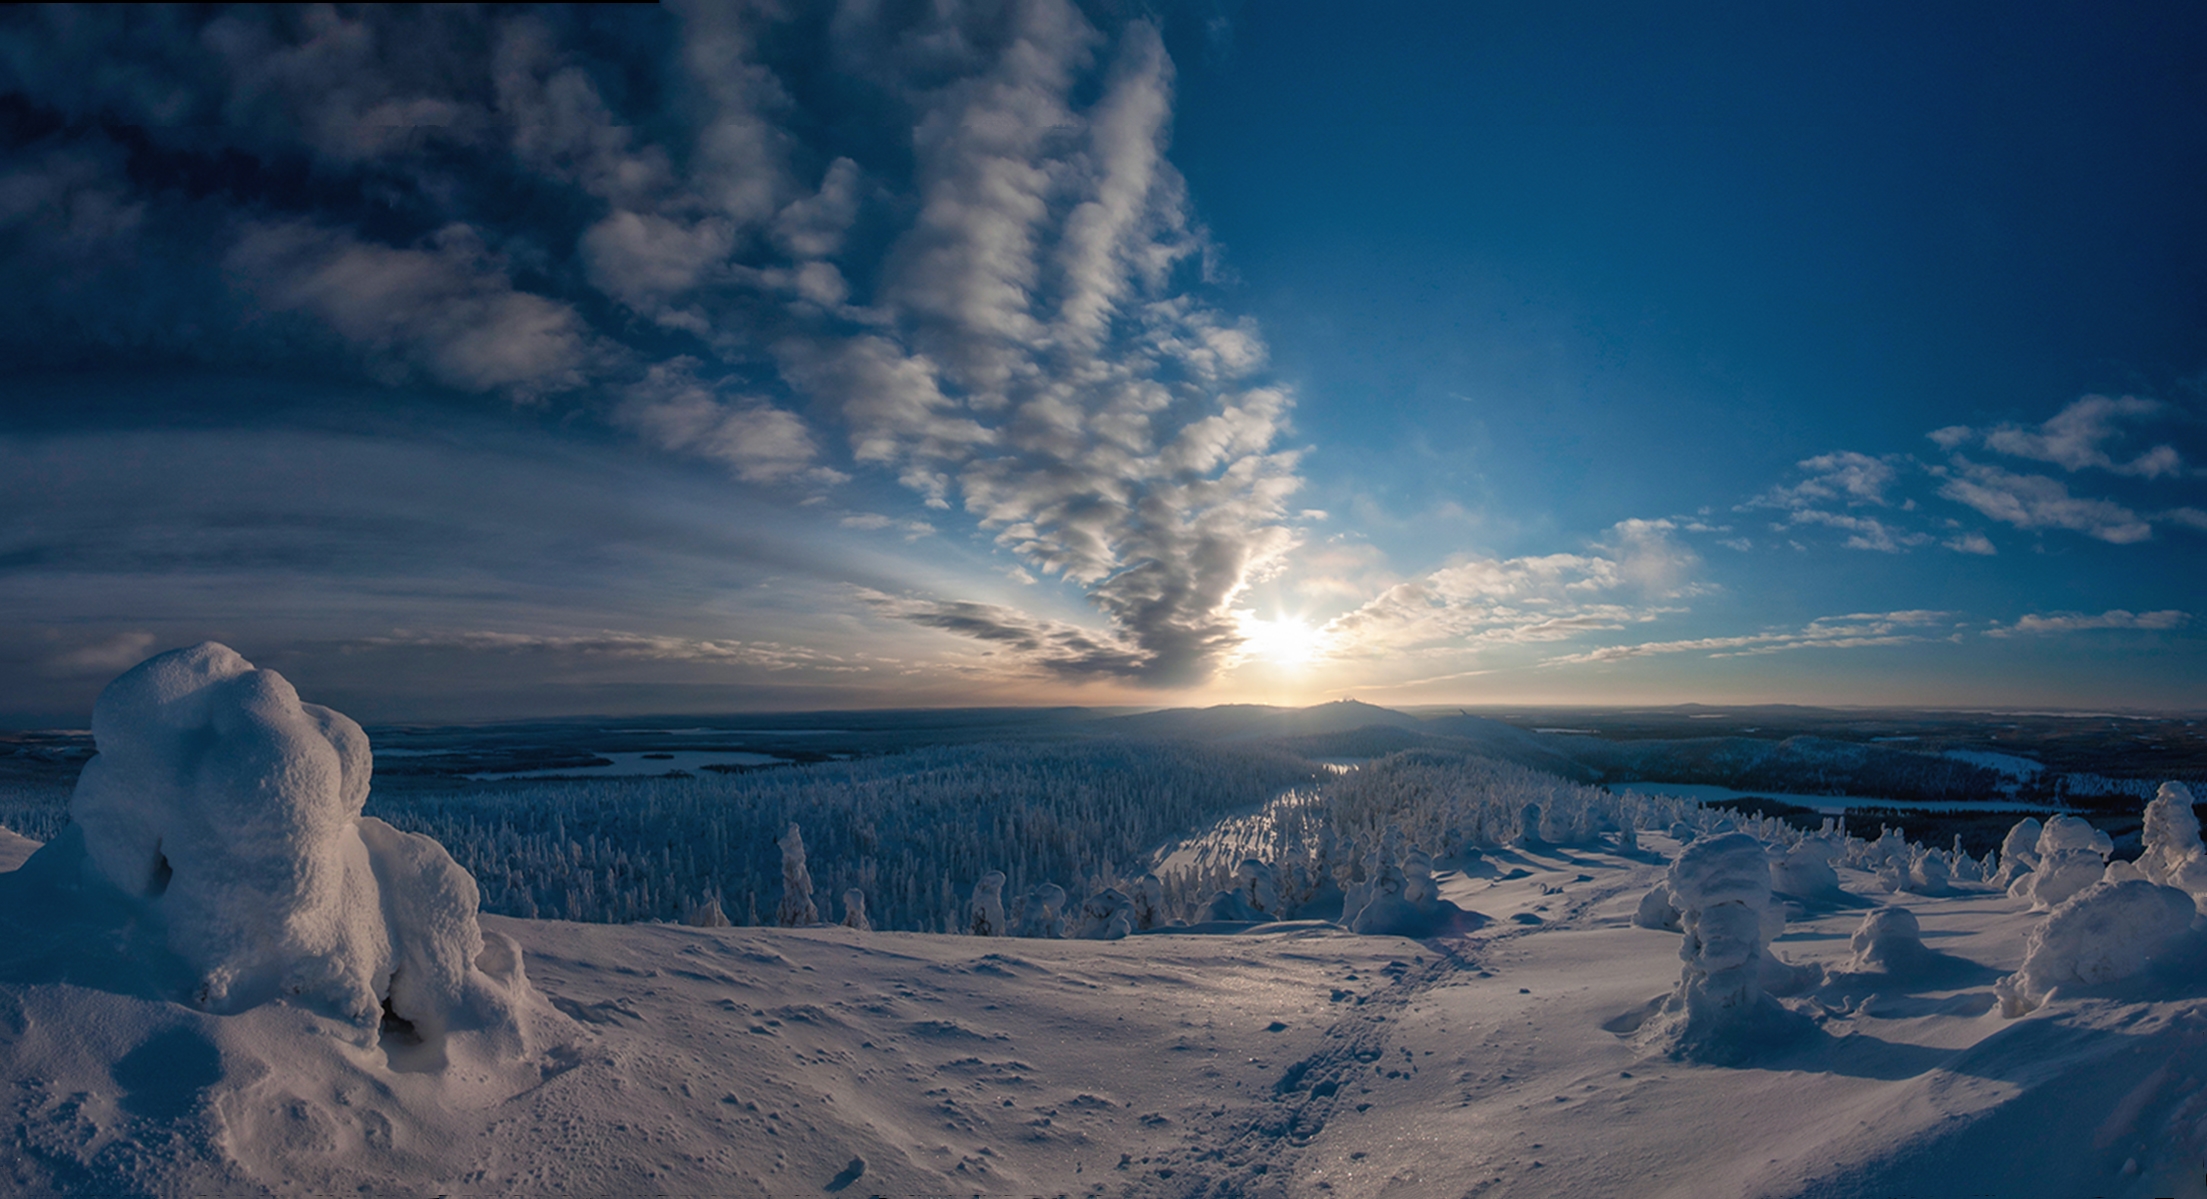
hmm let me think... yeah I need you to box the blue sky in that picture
[1,2,2202,723]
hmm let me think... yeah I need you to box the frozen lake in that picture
[1610,780,2062,814]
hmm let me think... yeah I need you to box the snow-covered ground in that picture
[7,824,2206,1197]
[5,644,2205,1197]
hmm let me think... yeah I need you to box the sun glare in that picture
[1236,613,1328,668]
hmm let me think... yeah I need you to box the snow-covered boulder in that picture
[775,824,819,927]
[2139,782,2207,894]
[1644,832,1808,1061]
[29,642,530,1060]
[967,871,1007,936]
[1996,879,2197,1017]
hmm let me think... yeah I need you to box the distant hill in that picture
[1098,699,1424,740]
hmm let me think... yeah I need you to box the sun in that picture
[1236,612,1329,668]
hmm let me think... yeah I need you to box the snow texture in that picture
[35,642,529,1059]
[1997,878,2198,1016]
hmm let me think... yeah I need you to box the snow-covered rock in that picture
[1996,879,2197,1016]
[10,641,530,1061]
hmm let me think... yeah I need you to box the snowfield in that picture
[4,646,2206,1197]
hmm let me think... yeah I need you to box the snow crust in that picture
[39,642,531,1060]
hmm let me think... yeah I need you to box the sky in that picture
[2,1,2204,724]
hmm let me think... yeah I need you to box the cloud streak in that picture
[0,2,1304,688]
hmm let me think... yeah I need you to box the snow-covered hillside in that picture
[5,645,2207,1197]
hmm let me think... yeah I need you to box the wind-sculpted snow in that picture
[2139,781,2207,893]
[1,642,532,1065]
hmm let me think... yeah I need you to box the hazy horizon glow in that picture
[2,3,2203,724]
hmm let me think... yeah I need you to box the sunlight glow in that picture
[1235,613,1330,668]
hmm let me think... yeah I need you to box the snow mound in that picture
[10,642,530,1063]
[1643,832,1809,1061]
[1996,879,2197,1017]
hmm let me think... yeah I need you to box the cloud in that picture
[1544,610,1953,666]
[41,631,157,677]
[352,629,861,672]
[1322,519,1697,656]
[1935,459,2152,544]
[1984,609,2191,638]
[1947,395,2183,478]
[225,220,593,397]
[853,588,1146,680]
[1756,451,1902,508]
[615,358,841,487]
[0,3,1306,688]
[1782,509,1931,553]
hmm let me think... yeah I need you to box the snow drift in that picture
[1,642,530,1062]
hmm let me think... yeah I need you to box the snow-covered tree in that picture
[840,888,870,931]
[968,871,1007,936]
[775,824,818,927]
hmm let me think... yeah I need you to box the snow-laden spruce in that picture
[2136,782,2207,893]
[1643,831,1810,1061]
[775,823,819,927]
[1995,879,2197,1016]
[13,642,530,1061]
[2011,815,2113,909]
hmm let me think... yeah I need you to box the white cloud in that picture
[1968,395,2183,478]
[1984,609,2190,638]
[1322,519,1697,656]
[1935,459,2152,544]
[1544,610,1952,665]
[355,629,862,671]
[615,359,841,487]
[226,220,591,397]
